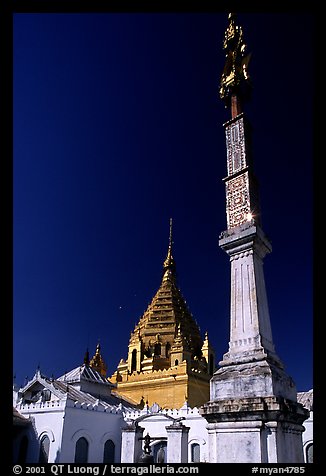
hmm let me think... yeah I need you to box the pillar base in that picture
[211,357,297,401]
[200,396,308,463]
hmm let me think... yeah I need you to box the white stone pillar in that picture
[121,424,144,463]
[219,223,277,365]
[165,421,189,463]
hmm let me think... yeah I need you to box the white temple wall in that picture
[60,405,124,463]
[17,401,66,463]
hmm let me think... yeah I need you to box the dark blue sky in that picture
[13,12,313,393]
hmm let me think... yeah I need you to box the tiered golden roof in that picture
[89,343,107,377]
[110,220,215,409]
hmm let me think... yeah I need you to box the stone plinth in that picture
[200,396,308,463]
[211,359,297,401]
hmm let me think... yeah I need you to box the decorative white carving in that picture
[226,172,251,228]
[226,116,246,176]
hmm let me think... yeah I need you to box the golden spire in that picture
[219,12,251,115]
[89,342,108,377]
[163,218,176,280]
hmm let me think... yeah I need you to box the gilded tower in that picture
[89,343,107,377]
[110,219,215,409]
[200,14,308,463]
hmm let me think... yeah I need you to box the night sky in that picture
[13,11,313,394]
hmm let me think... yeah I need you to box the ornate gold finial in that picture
[166,217,173,259]
[169,217,173,248]
[163,218,176,279]
[220,12,251,110]
[89,342,107,377]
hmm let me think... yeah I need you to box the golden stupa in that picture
[110,219,215,409]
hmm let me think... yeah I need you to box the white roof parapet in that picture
[123,402,201,422]
[17,366,137,414]
[297,389,313,411]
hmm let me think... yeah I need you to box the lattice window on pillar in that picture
[226,117,246,176]
[226,173,250,228]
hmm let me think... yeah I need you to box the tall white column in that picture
[199,12,309,464]
[219,223,276,365]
